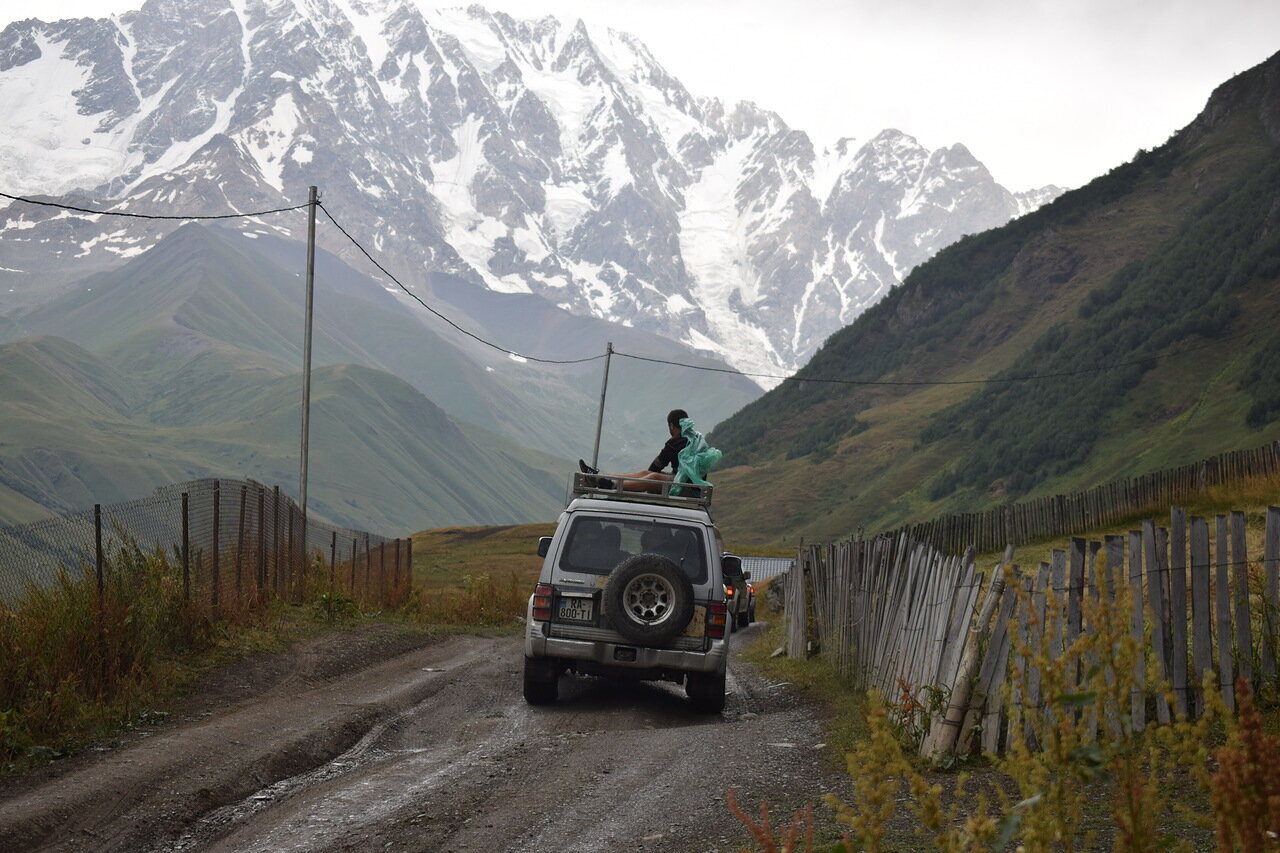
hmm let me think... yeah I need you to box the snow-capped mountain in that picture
[0,0,1061,379]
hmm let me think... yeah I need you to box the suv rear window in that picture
[559,516,707,584]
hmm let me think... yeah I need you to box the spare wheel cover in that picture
[603,554,695,644]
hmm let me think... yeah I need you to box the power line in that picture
[5,186,1259,388]
[614,328,1260,388]
[316,201,604,366]
[0,190,311,220]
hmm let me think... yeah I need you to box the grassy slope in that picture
[0,226,573,531]
[409,523,555,592]
[0,335,569,533]
[710,54,1280,548]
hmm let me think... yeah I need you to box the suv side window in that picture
[559,516,707,584]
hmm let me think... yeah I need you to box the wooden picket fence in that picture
[881,440,1280,556]
[786,504,1280,758]
[786,535,984,713]
[970,504,1280,757]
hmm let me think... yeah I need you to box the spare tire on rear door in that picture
[602,554,695,645]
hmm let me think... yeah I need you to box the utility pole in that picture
[590,341,613,470]
[299,186,318,531]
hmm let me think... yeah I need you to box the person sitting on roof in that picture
[579,409,720,496]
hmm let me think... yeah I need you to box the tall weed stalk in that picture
[0,546,208,769]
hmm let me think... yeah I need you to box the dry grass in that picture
[404,523,553,627]
[0,545,378,772]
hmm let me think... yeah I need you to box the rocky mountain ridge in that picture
[0,0,1061,379]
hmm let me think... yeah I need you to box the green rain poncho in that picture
[672,417,722,495]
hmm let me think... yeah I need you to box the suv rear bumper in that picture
[525,625,727,674]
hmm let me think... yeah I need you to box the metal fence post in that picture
[95,503,105,697]
[364,533,371,605]
[212,480,221,615]
[182,492,190,602]
[256,484,266,596]
[235,484,247,605]
[286,502,295,600]
[405,537,412,605]
[272,486,281,597]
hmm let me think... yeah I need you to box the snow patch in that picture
[424,7,509,73]
[329,0,392,72]
[543,182,591,238]
[665,293,694,312]
[811,140,859,205]
[238,90,300,192]
[429,115,529,293]
[599,142,630,194]
[0,33,146,195]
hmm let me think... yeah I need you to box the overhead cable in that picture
[614,329,1259,387]
[0,190,310,220]
[5,187,1257,386]
[317,201,604,365]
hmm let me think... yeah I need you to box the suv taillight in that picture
[707,601,727,638]
[532,583,553,621]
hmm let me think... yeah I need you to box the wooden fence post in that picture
[1189,516,1212,716]
[921,545,1012,761]
[1127,529,1145,732]
[1216,515,1235,713]
[785,549,809,659]
[1024,563,1050,750]
[1067,539,1086,687]
[1169,508,1189,717]
[1145,521,1173,725]
[1232,511,1254,688]
[1263,506,1280,689]
[1051,549,1067,657]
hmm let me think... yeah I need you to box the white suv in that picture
[522,474,741,713]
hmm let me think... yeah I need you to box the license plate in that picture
[557,597,594,623]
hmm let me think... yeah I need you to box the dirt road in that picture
[0,623,850,852]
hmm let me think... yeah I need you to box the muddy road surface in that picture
[0,624,850,852]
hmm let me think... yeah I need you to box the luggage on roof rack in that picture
[569,472,713,509]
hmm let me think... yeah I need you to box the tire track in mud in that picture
[2,623,850,852]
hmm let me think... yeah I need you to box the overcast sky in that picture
[14,0,1280,190]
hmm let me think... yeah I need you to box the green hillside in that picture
[0,337,566,532]
[710,50,1280,547]
[0,227,573,532]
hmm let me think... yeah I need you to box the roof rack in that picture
[569,472,713,509]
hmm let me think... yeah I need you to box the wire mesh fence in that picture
[0,478,410,613]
